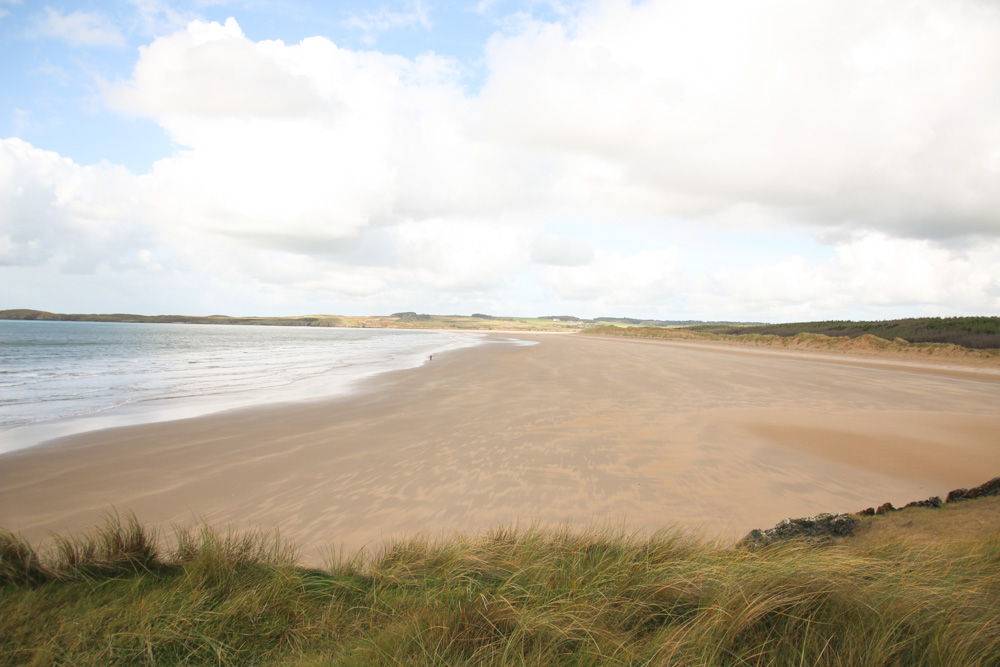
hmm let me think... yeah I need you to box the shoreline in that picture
[2,332,998,563]
[0,326,495,456]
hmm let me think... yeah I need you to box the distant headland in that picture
[3,309,999,350]
[0,308,760,332]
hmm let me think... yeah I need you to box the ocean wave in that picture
[0,322,487,445]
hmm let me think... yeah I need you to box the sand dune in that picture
[1,333,998,563]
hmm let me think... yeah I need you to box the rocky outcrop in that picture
[858,496,943,515]
[902,497,944,510]
[739,513,858,547]
[859,477,1000,515]
[945,477,1000,503]
[742,476,998,547]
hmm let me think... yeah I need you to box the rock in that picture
[947,488,969,502]
[946,477,1000,503]
[874,502,896,515]
[859,496,941,515]
[902,496,943,510]
[739,513,858,547]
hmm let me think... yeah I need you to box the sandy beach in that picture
[2,333,998,562]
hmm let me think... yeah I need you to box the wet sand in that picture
[1,333,998,562]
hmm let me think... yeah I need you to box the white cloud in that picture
[390,218,527,289]
[530,231,1000,321]
[478,0,1000,239]
[541,248,683,304]
[0,139,152,272]
[687,234,1000,320]
[110,19,329,120]
[530,234,594,266]
[107,20,487,247]
[104,6,1000,251]
[31,6,126,47]
[7,3,1000,319]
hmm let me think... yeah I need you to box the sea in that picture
[0,320,496,455]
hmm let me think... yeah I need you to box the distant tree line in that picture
[390,312,432,321]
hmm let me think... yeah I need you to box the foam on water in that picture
[0,320,496,454]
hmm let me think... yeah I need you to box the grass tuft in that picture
[171,522,297,567]
[47,510,158,578]
[0,531,46,585]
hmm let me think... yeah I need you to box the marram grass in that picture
[2,514,999,665]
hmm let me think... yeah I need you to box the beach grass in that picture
[2,513,1000,665]
[583,323,1000,361]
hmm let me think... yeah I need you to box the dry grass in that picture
[2,512,1000,665]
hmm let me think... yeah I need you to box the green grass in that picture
[3,515,1000,665]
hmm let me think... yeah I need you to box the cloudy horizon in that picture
[2,0,999,323]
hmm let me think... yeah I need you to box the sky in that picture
[1,0,999,322]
